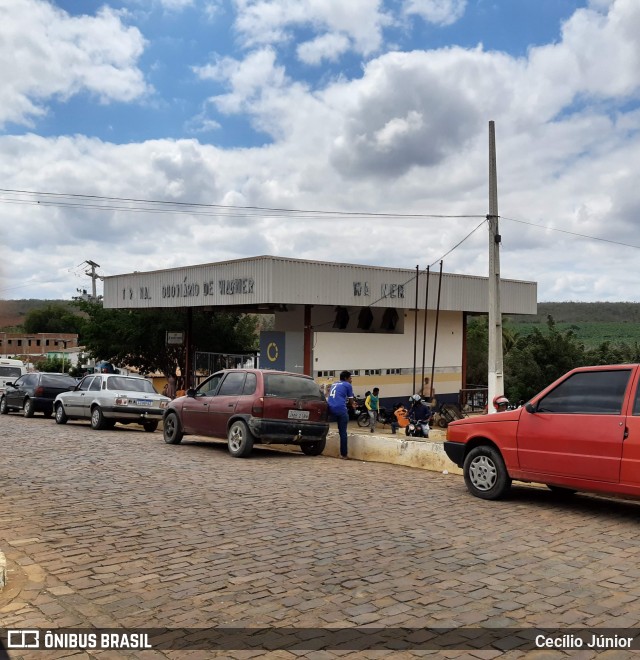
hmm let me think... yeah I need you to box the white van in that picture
[0,358,27,394]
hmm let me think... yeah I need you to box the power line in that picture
[501,215,640,251]
[0,187,484,221]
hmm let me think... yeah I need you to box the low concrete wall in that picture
[324,428,462,475]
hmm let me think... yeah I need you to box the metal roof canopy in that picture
[103,255,536,315]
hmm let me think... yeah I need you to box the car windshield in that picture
[264,374,322,399]
[106,377,156,393]
[41,375,77,387]
[0,367,22,377]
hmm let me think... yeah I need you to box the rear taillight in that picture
[252,397,264,417]
[35,386,44,396]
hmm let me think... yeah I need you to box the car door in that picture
[206,371,247,436]
[6,375,30,408]
[65,375,94,417]
[180,373,224,435]
[620,371,640,487]
[517,368,631,482]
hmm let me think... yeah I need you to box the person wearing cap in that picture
[493,395,510,412]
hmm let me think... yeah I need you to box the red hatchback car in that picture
[163,369,329,458]
[445,364,640,501]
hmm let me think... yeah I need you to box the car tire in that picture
[227,420,254,458]
[163,412,183,444]
[301,438,326,456]
[91,406,107,430]
[463,445,511,500]
[357,413,370,427]
[0,397,8,415]
[23,398,35,418]
[55,404,68,425]
[143,420,158,433]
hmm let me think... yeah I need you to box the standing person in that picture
[327,370,355,459]
[166,373,177,399]
[365,387,380,433]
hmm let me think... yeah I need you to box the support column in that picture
[303,305,312,376]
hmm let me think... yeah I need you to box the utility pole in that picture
[84,260,101,300]
[488,121,504,411]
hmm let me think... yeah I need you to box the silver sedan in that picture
[54,373,170,432]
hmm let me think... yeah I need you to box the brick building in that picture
[0,332,79,361]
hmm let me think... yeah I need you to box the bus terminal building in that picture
[103,255,537,403]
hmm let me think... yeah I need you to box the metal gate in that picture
[193,351,258,386]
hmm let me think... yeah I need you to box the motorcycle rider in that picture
[492,395,510,413]
[407,394,431,437]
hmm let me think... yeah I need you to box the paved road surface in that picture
[2,414,640,658]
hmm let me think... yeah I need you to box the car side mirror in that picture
[186,388,197,397]
[5,382,13,387]
[525,402,536,414]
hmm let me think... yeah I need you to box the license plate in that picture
[135,400,153,407]
[288,410,310,420]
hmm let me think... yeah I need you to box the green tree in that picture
[504,316,586,403]
[75,301,258,377]
[23,304,86,335]
[34,357,67,373]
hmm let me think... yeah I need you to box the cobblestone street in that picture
[2,414,640,658]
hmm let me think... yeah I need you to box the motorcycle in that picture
[405,416,430,438]
[349,396,367,421]
[356,406,394,428]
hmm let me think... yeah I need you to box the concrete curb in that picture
[324,429,462,475]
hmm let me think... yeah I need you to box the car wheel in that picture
[0,397,8,415]
[55,404,68,425]
[301,438,326,456]
[437,416,448,428]
[23,398,35,418]
[227,420,254,458]
[90,406,107,430]
[163,412,183,444]
[463,445,511,500]
[357,412,370,427]
[143,420,158,433]
[547,485,577,496]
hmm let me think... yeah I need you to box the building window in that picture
[37,340,41,347]
[17,340,22,347]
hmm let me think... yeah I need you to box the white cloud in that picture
[232,0,392,59]
[296,33,352,65]
[3,0,640,302]
[403,0,467,26]
[0,0,149,128]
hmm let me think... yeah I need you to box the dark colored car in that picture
[0,372,77,417]
[163,368,329,458]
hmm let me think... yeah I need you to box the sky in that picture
[1,0,640,303]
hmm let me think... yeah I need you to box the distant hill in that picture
[0,299,70,330]
[507,302,640,348]
[510,302,640,324]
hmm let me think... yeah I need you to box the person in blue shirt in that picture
[327,370,355,459]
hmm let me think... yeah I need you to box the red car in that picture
[163,369,329,458]
[444,364,640,500]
